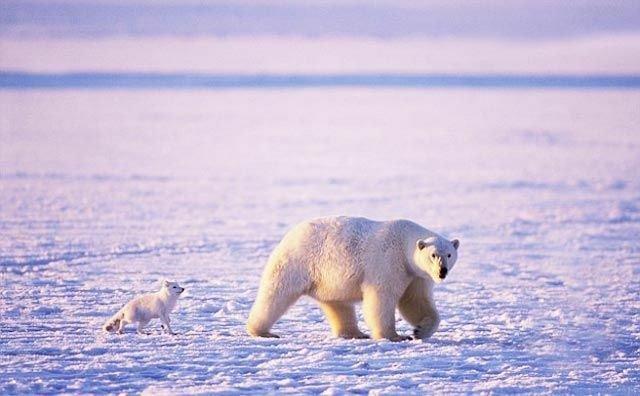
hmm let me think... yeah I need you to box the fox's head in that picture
[162,280,185,295]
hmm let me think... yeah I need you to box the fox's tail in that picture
[103,310,124,332]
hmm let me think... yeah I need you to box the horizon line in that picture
[2,71,640,89]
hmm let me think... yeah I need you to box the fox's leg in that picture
[160,314,175,335]
[137,319,151,335]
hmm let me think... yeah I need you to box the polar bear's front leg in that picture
[410,307,439,340]
[398,278,440,340]
[117,318,128,334]
[362,287,411,342]
[319,302,369,339]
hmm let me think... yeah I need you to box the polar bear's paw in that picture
[388,334,412,342]
[412,321,438,340]
[338,330,370,340]
[254,332,280,338]
[413,326,424,338]
[413,325,434,340]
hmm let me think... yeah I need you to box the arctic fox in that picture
[103,280,185,335]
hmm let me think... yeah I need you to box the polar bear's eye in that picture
[447,254,451,258]
[431,253,436,258]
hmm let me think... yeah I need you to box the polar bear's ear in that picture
[416,240,427,250]
[163,279,170,287]
[451,239,460,250]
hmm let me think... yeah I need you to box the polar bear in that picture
[246,216,459,341]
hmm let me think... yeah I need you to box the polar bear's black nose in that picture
[439,267,448,279]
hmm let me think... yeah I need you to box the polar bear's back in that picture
[277,216,426,262]
[270,216,377,269]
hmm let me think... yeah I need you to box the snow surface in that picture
[1,88,639,394]
[3,35,640,75]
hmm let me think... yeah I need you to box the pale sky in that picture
[1,1,639,74]
[1,0,639,39]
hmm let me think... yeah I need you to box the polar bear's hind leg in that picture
[247,287,303,338]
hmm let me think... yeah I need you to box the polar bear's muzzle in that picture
[439,266,448,280]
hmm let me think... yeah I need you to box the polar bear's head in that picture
[414,237,459,283]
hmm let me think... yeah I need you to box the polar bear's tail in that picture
[103,310,124,332]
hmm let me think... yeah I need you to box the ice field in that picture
[1,88,639,394]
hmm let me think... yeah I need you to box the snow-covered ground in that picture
[4,34,640,75]
[1,88,639,394]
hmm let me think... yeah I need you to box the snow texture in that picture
[3,35,640,75]
[1,88,639,394]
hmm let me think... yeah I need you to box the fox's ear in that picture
[451,239,460,250]
[163,280,170,287]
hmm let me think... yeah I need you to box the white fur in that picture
[103,280,185,335]
[247,216,459,341]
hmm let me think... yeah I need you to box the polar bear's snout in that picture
[439,266,448,279]
[428,251,449,279]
